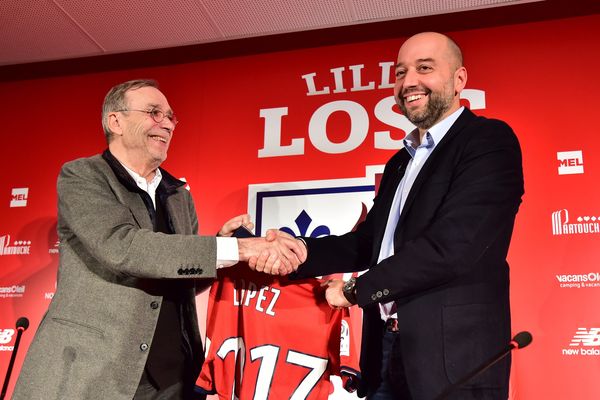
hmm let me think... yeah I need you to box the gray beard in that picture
[400,90,452,130]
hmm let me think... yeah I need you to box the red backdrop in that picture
[1,14,599,399]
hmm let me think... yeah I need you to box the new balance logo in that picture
[551,209,600,236]
[570,328,600,346]
[562,328,600,356]
[557,151,584,175]
[0,329,15,351]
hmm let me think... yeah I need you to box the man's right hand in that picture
[237,231,306,275]
[242,230,307,275]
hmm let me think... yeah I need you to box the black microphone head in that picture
[16,317,29,331]
[512,331,532,349]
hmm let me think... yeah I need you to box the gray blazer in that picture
[12,154,218,400]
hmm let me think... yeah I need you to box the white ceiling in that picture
[0,0,543,67]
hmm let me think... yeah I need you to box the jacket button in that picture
[383,289,390,296]
[140,343,149,352]
[177,268,184,275]
[197,268,203,274]
[150,301,159,309]
[371,294,377,301]
[376,291,383,298]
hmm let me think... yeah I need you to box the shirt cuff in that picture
[216,236,239,269]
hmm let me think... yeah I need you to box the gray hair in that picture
[101,79,158,143]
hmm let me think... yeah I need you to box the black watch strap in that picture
[342,277,358,305]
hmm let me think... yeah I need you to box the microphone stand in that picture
[434,345,512,400]
[434,332,532,400]
[0,320,28,400]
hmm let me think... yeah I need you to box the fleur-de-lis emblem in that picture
[280,210,330,238]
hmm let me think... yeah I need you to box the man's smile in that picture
[149,134,168,144]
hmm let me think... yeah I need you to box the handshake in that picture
[219,214,307,275]
[220,214,354,309]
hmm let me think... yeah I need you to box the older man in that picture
[12,79,305,400]
[263,32,524,400]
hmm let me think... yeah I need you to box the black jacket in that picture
[294,108,524,400]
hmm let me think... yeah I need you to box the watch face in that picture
[343,278,355,292]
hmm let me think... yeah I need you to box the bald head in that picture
[400,32,463,71]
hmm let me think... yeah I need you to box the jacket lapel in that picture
[126,191,154,230]
[158,168,189,235]
[397,108,475,225]
[101,149,155,230]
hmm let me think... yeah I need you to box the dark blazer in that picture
[294,108,524,400]
[12,153,217,400]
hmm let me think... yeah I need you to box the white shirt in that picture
[378,107,464,320]
[121,163,239,269]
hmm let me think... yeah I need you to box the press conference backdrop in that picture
[1,14,599,399]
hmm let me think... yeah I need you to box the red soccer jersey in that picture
[196,265,358,399]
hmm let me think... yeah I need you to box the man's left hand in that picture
[321,279,352,308]
[218,214,254,237]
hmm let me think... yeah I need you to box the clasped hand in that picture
[219,215,307,275]
[238,229,306,275]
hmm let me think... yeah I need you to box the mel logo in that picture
[557,150,584,175]
[10,187,28,207]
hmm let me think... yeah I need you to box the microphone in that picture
[15,317,29,332]
[0,317,30,400]
[510,331,532,349]
[434,331,532,400]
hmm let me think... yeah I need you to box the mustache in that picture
[401,86,431,97]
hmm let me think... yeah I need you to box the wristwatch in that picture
[342,277,358,305]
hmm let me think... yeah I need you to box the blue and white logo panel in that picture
[248,165,383,236]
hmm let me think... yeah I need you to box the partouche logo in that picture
[10,187,29,207]
[556,272,600,289]
[0,234,31,255]
[0,285,26,298]
[551,209,600,236]
[0,328,15,351]
[563,328,600,356]
[557,150,584,175]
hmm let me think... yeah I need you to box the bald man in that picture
[279,32,524,399]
